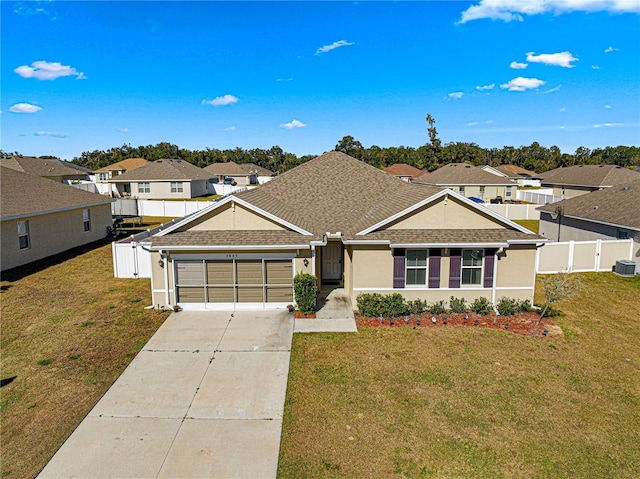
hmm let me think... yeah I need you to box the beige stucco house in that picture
[108,159,213,199]
[142,152,545,311]
[1,156,89,183]
[538,179,640,259]
[382,163,424,182]
[413,163,516,202]
[94,158,150,182]
[482,164,541,187]
[1,166,113,271]
[536,164,637,198]
[204,161,273,186]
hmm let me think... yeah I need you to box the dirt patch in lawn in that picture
[356,311,561,337]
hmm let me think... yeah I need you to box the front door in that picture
[322,242,342,281]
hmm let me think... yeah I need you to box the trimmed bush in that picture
[293,273,317,314]
[496,297,519,316]
[449,296,467,314]
[470,297,493,316]
[407,299,428,315]
[518,299,532,313]
[384,293,409,317]
[429,300,446,315]
[356,293,385,317]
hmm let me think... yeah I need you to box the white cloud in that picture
[560,107,567,112]
[117,128,130,133]
[500,77,546,91]
[467,121,479,126]
[526,51,578,68]
[475,83,495,91]
[201,94,239,106]
[224,126,236,131]
[510,61,528,70]
[13,2,58,19]
[593,122,624,128]
[9,103,42,113]
[542,85,561,94]
[280,119,306,130]
[34,131,67,138]
[604,105,612,109]
[458,0,640,24]
[466,120,493,126]
[604,46,619,53]
[315,40,355,55]
[591,64,603,70]
[15,60,86,80]
[276,78,294,82]
[448,92,464,100]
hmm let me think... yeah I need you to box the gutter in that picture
[148,244,312,251]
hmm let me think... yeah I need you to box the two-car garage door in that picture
[174,258,293,309]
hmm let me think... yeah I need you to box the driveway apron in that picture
[37,310,293,479]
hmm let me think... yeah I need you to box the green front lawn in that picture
[278,273,640,478]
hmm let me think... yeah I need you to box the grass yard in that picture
[0,240,170,479]
[278,273,640,478]
[512,219,539,233]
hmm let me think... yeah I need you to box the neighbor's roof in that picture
[95,158,150,173]
[538,179,640,230]
[151,230,320,248]
[494,164,537,178]
[413,163,514,186]
[108,159,212,182]
[382,163,424,177]
[536,164,638,187]
[0,166,112,220]
[241,163,274,176]
[1,156,87,178]
[203,161,248,176]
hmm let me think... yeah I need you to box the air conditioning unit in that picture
[614,260,639,277]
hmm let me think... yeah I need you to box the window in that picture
[98,172,109,181]
[617,230,630,240]
[406,250,428,286]
[137,182,150,194]
[18,220,30,250]
[459,186,465,195]
[506,186,512,197]
[83,209,91,232]
[462,249,483,285]
[171,182,183,193]
[479,186,485,198]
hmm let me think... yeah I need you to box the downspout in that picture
[161,249,171,308]
[311,244,316,277]
[491,247,503,316]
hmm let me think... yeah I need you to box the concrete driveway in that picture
[37,310,294,479]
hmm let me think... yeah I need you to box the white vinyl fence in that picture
[482,203,540,220]
[112,219,181,278]
[536,239,633,274]
[517,189,565,205]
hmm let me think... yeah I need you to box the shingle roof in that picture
[240,163,274,176]
[413,163,514,186]
[495,164,537,178]
[108,159,213,182]
[203,161,248,176]
[360,229,544,244]
[538,179,640,230]
[1,156,86,178]
[151,230,319,248]
[1,166,112,220]
[233,151,444,237]
[95,158,150,173]
[536,164,638,187]
[383,164,424,177]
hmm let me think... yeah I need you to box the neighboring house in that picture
[1,156,88,183]
[204,161,259,186]
[482,164,541,187]
[108,159,213,199]
[538,179,640,258]
[413,163,516,202]
[1,166,113,271]
[143,152,545,311]
[94,158,150,182]
[241,163,275,184]
[536,164,637,198]
[382,164,424,182]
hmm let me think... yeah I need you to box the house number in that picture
[225,254,238,259]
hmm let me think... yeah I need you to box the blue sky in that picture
[2,0,639,160]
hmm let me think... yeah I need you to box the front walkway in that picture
[294,288,358,333]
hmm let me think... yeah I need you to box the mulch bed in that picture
[355,311,561,337]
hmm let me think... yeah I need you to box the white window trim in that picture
[405,249,429,287]
[138,182,150,194]
[83,209,91,232]
[171,181,184,193]
[18,220,30,250]
[461,249,484,287]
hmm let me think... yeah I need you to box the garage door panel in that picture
[176,262,203,285]
[236,261,263,285]
[177,286,205,303]
[207,286,234,302]
[266,286,293,303]
[237,286,263,302]
[265,260,292,284]
[206,261,233,285]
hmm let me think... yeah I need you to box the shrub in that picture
[384,293,409,317]
[518,299,532,313]
[407,299,428,315]
[470,297,493,316]
[429,300,446,315]
[449,296,467,314]
[496,297,519,316]
[356,293,385,317]
[293,273,317,314]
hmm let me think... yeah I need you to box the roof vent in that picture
[594,205,599,209]
[623,186,629,190]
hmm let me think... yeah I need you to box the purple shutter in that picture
[428,249,441,288]
[393,249,405,288]
[483,249,495,288]
[449,249,461,288]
